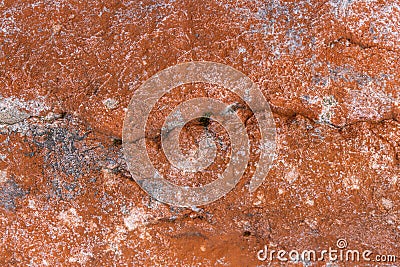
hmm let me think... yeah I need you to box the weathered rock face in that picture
[0,0,399,266]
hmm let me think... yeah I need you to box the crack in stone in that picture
[327,35,397,53]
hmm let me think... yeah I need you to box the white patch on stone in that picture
[0,170,7,184]
[28,199,36,209]
[343,175,360,190]
[285,166,299,184]
[58,208,82,227]
[306,198,315,206]
[381,198,393,210]
[253,193,265,206]
[238,47,247,54]
[390,175,398,186]
[68,250,93,265]
[103,98,119,110]
[123,207,152,231]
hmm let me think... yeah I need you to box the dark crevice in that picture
[327,34,397,53]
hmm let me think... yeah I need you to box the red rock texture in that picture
[0,0,399,266]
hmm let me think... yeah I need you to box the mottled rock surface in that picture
[0,0,399,266]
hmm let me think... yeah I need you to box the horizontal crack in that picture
[327,34,397,53]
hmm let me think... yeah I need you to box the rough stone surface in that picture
[0,0,399,266]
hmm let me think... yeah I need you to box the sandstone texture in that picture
[0,0,399,266]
